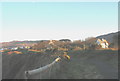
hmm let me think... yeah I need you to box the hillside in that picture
[1,40,43,48]
[1,31,119,80]
[2,50,118,79]
[96,32,118,43]
[1,31,119,49]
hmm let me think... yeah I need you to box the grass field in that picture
[2,49,118,79]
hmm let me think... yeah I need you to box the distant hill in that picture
[96,31,119,48]
[1,40,42,48]
[1,32,119,49]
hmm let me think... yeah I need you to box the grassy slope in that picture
[2,50,118,79]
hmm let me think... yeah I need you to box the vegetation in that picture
[2,36,118,55]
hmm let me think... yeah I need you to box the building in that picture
[96,38,109,48]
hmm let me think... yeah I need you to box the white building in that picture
[11,47,18,50]
[96,38,109,48]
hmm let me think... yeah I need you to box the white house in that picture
[11,47,18,50]
[96,38,109,48]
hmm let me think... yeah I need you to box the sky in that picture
[1,2,118,42]
[0,0,119,2]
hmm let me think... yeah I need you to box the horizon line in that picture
[1,31,118,43]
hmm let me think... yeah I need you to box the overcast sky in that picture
[1,2,118,42]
